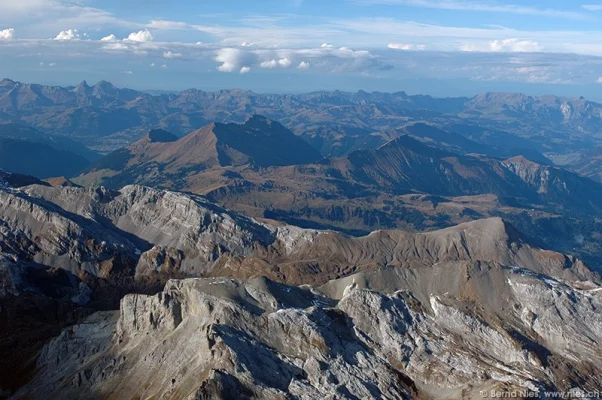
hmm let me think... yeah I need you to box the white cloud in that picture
[321,43,335,48]
[1,31,600,86]
[240,66,251,74]
[597,77,602,84]
[100,34,117,42]
[388,43,426,50]
[163,51,182,59]
[215,48,256,72]
[213,45,379,74]
[260,59,278,68]
[146,20,189,30]
[122,70,133,75]
[0,28,14,40]
[489,38,541,52]
[124,30,153,42]
[161,64,168,69]
[241,42,254,47]
[150,63,156,67]
[54,29,80,41]
[460,38,542,53]
[278,58,292,68]
[260,58,293,69]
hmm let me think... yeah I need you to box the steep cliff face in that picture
[15,267,602,399]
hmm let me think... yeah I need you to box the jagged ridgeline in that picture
[1,181,601,398]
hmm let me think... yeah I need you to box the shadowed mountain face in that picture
[399,123,552,165]
[0,122,98,179]
[0,138,91,179]
[0,170,50,188]
[213,115,323,167]
[0,123,99,162]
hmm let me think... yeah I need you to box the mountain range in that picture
[3,79,602,398]
[2,78,602,157]
[72,117,602,270]
[1,180,601,398]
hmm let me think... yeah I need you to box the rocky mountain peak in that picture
[0,78,17,87]
[92,80,117,96]
[504,155,539,166]
[73,80,91,94]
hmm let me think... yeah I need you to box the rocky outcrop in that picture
[15,264,602,399]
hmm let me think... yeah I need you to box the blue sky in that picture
[1,0,602,99]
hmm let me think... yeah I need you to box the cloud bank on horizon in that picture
[0,0,601,97]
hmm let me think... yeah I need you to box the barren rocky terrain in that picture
[2,80,602,399]
[1,180,601,398]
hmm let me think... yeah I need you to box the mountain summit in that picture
[79,116,322,187]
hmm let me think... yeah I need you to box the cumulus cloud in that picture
[150,63,156,67]
[240,66,251,74]
[388,43,426,50]
[597,77,602,84]
[125,30,153,42]
[260,58,293,69]
[100,34,117,42]
[259,60,277,69]
[161,64,167,69]
[55,29,80,41]
[163,51,182,59]
[241,42,254,47]
[215,48,256,72]
[0,28,14,40]
[321,43,335,48]
[214,45,379,74]
[122,70,134,75]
